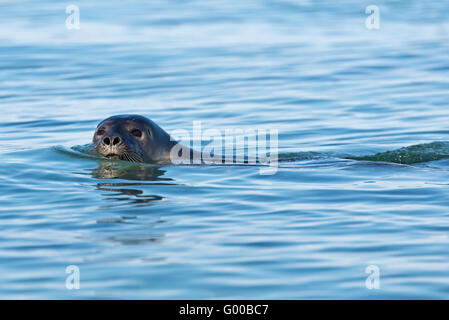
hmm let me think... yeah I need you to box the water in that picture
[1,0,449,299]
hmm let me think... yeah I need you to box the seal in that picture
[93,114,178,163]
[92,114,274,171]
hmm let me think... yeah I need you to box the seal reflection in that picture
[92,161,177,206]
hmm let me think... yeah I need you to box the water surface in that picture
[1,0,449,299]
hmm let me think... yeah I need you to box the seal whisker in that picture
[120,150,142,163]
[127,152,143,163]
[123,153,133,162]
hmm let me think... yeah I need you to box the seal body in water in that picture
[92,114,273,168]
[93,114,179,163]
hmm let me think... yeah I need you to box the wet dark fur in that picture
[93,115,176,163]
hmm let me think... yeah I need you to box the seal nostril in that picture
[103,137,111,145]
[112,137,121,145]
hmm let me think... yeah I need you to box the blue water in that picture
[1,0,449,299]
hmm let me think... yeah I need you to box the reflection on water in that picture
[92,161,172,181]
[92,162,176,207]
[105,233,164,246]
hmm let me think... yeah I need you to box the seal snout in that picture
[102,136,122,147]
[97,134,127,159]
[105,153,121,160]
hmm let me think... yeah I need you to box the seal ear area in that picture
[147,128,153,138]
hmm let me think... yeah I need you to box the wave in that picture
[59,141,449,166]
[54,144,100,161]
[278,142,449,165]
[346,141,449,164]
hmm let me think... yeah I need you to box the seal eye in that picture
[131,129,142,138]
[96,129,105,136]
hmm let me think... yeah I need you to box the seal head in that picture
[93,114,176,163]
